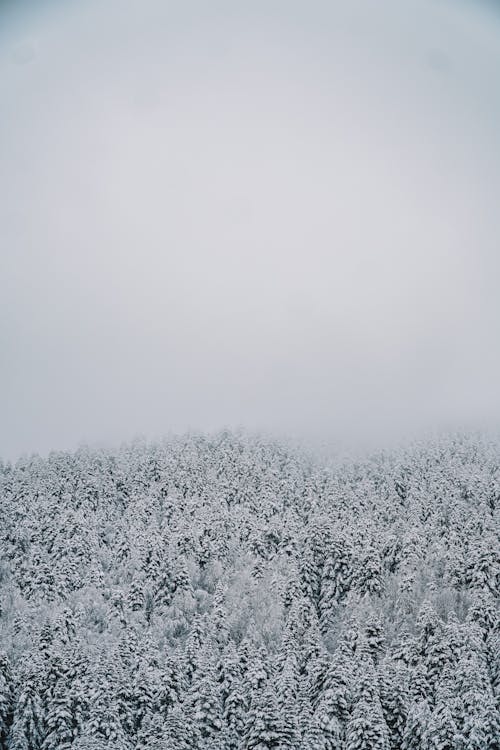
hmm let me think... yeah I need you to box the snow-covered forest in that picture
[0,431,498,749]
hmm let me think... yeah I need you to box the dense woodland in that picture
[0,430,498,749]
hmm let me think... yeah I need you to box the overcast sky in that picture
[1,0,500,459]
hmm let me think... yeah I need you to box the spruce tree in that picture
[427,701,457,750]
[345,700,389,750]
[244,682,284,749]
[163,702,194,749]
[0,651,13,746]
[401,701,431,750]
[379,660,409,750]
[9,657,46,750]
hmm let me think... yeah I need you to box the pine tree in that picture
[42,675,76,750]
[283,562,302,610]
[319,533,352,631]
[451,654,500,750]
[188,654,223,742]
[301,615,327,693]
[408,663,432,704]
[219,643,247,741]
[466,591,498,638]
[211,579,230,646]
[127,577,145,613]
[244,646,269,697]
[427,701,457,750]
[401,700,431,750]
[218,641,242,705]
[9,656,46,750]
[300,717,329,750]
[156,654,184,716]
[183,614,206,686]
[80,660,130,748]
[53,608,77,645]
[131,661,158,735]
[153,560,173,609]
[486,630,500,709]
[244,682,284,749]
[379,660,409,750]
[0,650,13,746]
[295,674,314,740]
[345,700,389,750]
[364,610,386,665]
[163,703,194,749]
[223,673,247,740]
[344,652,390,750]
[314,651,351,731]
[134,711,165,750]
[354,545,383,597]
[416,601,442,654]
[277,650,299,714]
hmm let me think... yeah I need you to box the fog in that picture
[1,0,500,459]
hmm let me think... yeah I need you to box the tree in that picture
[79,660,130,748]
[183,614,206,686]
[364,610,386,665]
[0,651,13,745]
[353,546,383,597]
[379,660,409,750]
[155,654,184,716]
[300,719,329,749]
[450,654,500,750]
[163,703,195,749]
[314,651,351,732]
[134,712,166,750]
[42,692,74,750]
[401,701,431,750]
[219,644,247,741]
[319,534,352,631]
[277,651,300,747]
[9,656,46,750]
[427,701,457,750]
[345,701,389,750]
[188,653,223,742]
[244,682,284,749]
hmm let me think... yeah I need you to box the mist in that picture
[1,0,500,459]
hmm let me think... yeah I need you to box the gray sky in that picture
[1,0,500,459]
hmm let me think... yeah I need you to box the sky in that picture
[1,0,500,459]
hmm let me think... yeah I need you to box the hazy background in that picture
[1,0,500,459]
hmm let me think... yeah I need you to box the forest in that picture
[0,430,498,749]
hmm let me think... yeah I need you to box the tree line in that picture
[0,431,498,749]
